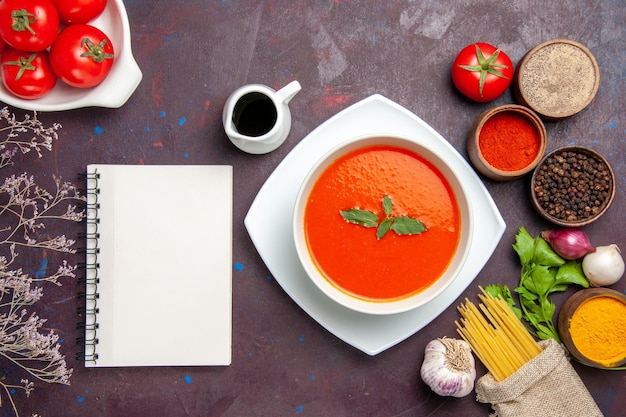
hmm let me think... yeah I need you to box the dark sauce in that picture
[232,92,277,137]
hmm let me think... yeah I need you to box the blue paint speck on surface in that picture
[234,262,243,271]
[311,375,315,381]
[608,121,617,128]
[35,259,48,278]
[183,153,189,158]
[94,126,103,135]
[184,375,192,384]
[160,111,166,117]
[77,396,84,403]
[9,389,15,395]
[266,275,273,281]
[298,335,304,343]
[296,405,304,414]
[179,117,187,126]
[145,126,150,132]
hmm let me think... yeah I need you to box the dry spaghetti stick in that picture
[477,300,529,370]
[477,288,539,356]
[457,304,511,381]
[460,314,514,380]
[456,322,509,381]
[456,291,542,381]
[471,295,533,376]
[479,290,541,359]
[474,299,530,372]
[457,300,515,380]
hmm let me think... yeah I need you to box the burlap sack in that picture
[475,338,603,417]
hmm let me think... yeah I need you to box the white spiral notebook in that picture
[82,164,232,367]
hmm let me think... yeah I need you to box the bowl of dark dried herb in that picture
[530,146,615,226]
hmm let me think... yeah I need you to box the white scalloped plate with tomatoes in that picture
[0,0,142,111]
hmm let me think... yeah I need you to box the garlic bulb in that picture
[420,337,476,398]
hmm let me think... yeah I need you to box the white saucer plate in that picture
[245,94,505,355]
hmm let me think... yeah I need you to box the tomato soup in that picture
[304,145,461,301]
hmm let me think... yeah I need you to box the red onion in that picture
[541,228,595,260]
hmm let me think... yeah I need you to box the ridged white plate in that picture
[245,95,505,355]
[0,0,142,111]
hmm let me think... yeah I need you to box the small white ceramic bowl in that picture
[293,135,473,315]
[0,0,142,111]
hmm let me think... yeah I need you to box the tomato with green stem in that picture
[1,47,57,99]
[49,24,115,88]
[451,43,513,102]
[0,0,59,52]
[50,0,107,25]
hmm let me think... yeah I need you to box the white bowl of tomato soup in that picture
[293,135,472,315]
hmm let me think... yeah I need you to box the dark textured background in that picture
[1,1,624,416]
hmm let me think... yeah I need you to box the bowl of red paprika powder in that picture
[467,104,547,181]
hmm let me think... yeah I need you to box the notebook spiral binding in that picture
[76,171,101,364]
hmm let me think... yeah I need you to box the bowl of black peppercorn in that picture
[530,146,615,227]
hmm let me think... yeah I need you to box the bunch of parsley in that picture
[486,227,589,343]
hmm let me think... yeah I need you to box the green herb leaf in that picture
[533,238,565,268]
[390,216,426,235]
[340,209,379,228]
[340,196,426,240]
[377,218,393,240]
[514,285,538,302]
[535,325,554,341]
[555,261,589,288]
[528,265,556,297]
[485,284,522,319]
[508,227,591,343]
[512,227,535,265]
[382,195,393,217]
[540,297,556,320]
[521,296,544,317]
[484,284,504,299]
[550,284,569,293]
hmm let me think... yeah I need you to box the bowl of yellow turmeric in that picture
[558,288,626,369]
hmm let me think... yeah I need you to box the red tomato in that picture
[49,24,114,88]
[451,43,514,102]
[50,0,107,25]
[1,48,57,99]
[0,0,59,52]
